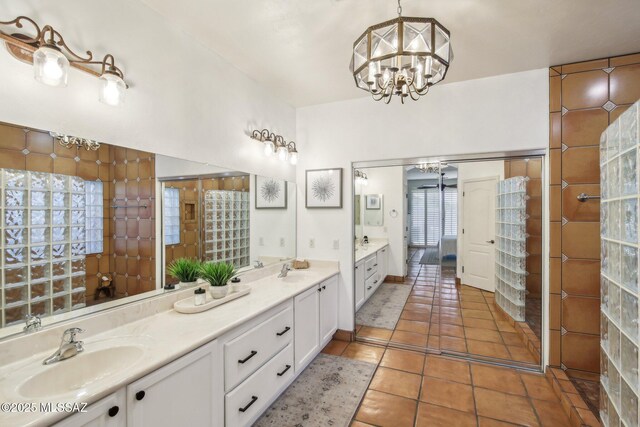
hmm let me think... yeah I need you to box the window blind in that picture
[443,187,458,236]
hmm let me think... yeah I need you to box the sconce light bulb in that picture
[33,46,69,87]
[289,151,298,165]
[99,72,126,107]
[264,141,275,156]
[277,145,289,162]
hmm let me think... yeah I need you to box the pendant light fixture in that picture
[350,0,453,103]
[0,16,128,106]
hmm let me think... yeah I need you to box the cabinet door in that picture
[380,247,389,282]
[127,340,222,427]
[53,389,125,427]
[355,260,365,310]
[294,285,320,372]
[319,275,339,346]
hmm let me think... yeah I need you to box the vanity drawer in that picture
[224,304,293,392]
[225,343,294,427]
[365,273,380,300]
[364,254,377,279]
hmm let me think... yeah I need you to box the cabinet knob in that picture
[108,406,119,417]
[239,396,258,413]
[322,285,326,290]
[135,391,145,401]
[238,350,258,364]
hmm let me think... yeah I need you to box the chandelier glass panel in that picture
[350,1,452,103]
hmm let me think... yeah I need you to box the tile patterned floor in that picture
[356,248,541,366]
[321,340,574,427]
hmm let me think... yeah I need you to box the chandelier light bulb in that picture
[33,46,69,87]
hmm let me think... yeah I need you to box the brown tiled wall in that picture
[504,159,543,298]
[111,147,156,297]
[548,52,640,377]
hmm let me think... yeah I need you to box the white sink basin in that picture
[279,271,314,283]
[17,345,145,399]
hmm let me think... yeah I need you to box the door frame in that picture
[460,175,500,291]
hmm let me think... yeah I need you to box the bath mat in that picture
[355,282,412,330]
[254,354,376,427]
[419,247,440,265]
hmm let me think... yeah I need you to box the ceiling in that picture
[140,0,640,107]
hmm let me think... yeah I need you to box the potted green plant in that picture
[199,262,236,299]
[167,258,202,288]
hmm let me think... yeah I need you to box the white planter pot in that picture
[179,280,198,288]
[209,284,229,299]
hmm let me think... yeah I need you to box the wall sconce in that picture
[354,169,368,185]
[250,129,298,165]
[0,16,128,106]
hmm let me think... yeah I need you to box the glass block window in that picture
[203,190,249,268]
[494,176,528,322]
[164,187,180,245]
[84,181,103,254]
[0,169,87,327]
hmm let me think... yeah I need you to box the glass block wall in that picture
[0,169,87,327]
[600,101,639,426]
[495,176,528,321]
[203,190,249,268]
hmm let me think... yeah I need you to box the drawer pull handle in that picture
[108,406,119,417]
[374,280,378,284]
[277,364,292,376]
[238,350,258,364]
[239,396,258,413]
[374,263,378,267]
[276,326,291,336]
[367,286,372,290]
[135,391,145,401]
[367,268,372,272]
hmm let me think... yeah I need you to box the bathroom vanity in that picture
[354,241,389,310]
[0,264,339,427]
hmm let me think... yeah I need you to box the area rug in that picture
[419,247,440,265]
[254,354,376,427]
[355,282,412,330]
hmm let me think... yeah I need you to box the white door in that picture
[294,285,320,371]
[462,177,498,292]
[319,276,339,346]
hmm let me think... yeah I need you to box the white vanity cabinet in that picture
[356,245,389,307]
[53,390,126,427]
[127,340,222,427]
[294,275,339,372]
[379,246,389,282]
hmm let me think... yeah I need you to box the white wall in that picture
[455,161,505,278]
[296,69,548,331]
[360,166,406,277]
[0,0,296,182]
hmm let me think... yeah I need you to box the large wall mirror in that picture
[0,121,296,338]
[353,154,544,371]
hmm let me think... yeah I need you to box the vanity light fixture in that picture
[349,0,452,104]
[0,16,128,106]
[354,170,368,186]
[250,129,299,165]
[50,132,100,151]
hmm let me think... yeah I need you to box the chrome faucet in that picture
[43,328,85,365]
[24,314,42,333]
[254,260,264,269]
[277,263,291,278]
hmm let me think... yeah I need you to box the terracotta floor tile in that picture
[390,330,428,347]
[370,366,422,399]
[462,309,495,320]
[474,388,540,426]
[407,296,433,304]
[400,310,430,321]
[395,319,430,334]
[470,364,527,395]
[440,323,465,338]
[404,302,432,312]
[440,335,468,352]
[440,315,464,326]
[531,399,570,426]
[424,355,471,384]
[464,327,503,343]
[416,403,478,427]
[495,321,516,332]
[508,346,538,363]
[355,390,417,427]
[321,339,349,356]
[350,421,376,427]
[461,300,491,310]
[440,306,463,315]
[501,332,524,346]
[420,376,476,413]
[380,348,426,374]
[466,339,511,359]
[358,326,393,341]
[427,335,440,349]
[463,318,498,330]
[520,374,557,401]
[461,294,486,302]
[342,342,385,364]
[478,417,520,426]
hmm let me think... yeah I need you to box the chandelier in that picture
[350,0,452,103]
[416,162,442,174]
[50,132,100,151]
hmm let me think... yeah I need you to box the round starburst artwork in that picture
[260,179,281,203]
[312,176,336,202]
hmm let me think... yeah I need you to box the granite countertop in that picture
[0,264,339,427]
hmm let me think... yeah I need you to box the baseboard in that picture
[455,277,461,286]
[333,329,354,342]
[385,275,405,283]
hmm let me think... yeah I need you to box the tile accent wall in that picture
[548,52,640,377]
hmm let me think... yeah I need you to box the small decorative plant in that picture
[167,258,202,284]
[200,262,237,299]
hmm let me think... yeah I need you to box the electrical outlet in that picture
[309,238,315,248]
[280,238,285,247]
[259,237,264,246]
[333,239,339,250]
